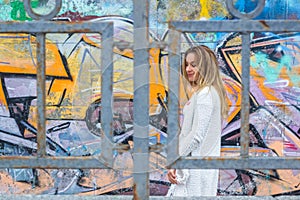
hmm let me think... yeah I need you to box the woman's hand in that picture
[167,169,178,184]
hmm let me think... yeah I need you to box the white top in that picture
[166,86,221,197]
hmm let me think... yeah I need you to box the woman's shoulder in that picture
[194,86,211,104]
[198,86,209,94]
[195,86,219,104]
[196,86,213,97]
[197,86,218,96]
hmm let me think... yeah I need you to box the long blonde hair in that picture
[182,45,228,118]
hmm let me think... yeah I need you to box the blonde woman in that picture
[166,45,228,197]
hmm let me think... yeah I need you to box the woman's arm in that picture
[179,87,214,156]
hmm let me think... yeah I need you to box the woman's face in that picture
[185,52,200,83]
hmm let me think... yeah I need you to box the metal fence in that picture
[0,0,299,199]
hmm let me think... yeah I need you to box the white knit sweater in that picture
[166,86,221,197]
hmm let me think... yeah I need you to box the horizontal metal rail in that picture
[2,156,300,169]
[0,156,109,168]
[170,157,300,169]
[0,21,113,33]
[170,20,300,32]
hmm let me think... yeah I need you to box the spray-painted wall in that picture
[0,0,299,196]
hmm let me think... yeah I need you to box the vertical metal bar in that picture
[133,0,149,199]
[36,33,46,157]
[167,29,181,166]
[101,23,114,167]
[240,32,250,158]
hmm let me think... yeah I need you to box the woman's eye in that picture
[185,63,196,68]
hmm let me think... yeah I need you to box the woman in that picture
[166,45,228,196]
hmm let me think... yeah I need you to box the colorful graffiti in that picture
[0,0,300,196]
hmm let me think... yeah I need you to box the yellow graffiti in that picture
[199,0,210,18]
[199,0,228,19]
[0,80,8,112]
[0,34,68,77]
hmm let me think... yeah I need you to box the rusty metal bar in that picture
[36,33,47,157]
[166,28,181,166]
[0,21,112,33]
[240,33,251,158]
[170,157,300,169]
[0,156,109,168]
[133,0,150,199]
[169,20,300,32]
[100,22,114,167]
[3,155,300,169]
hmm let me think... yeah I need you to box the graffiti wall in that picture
[0,0,300,196]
